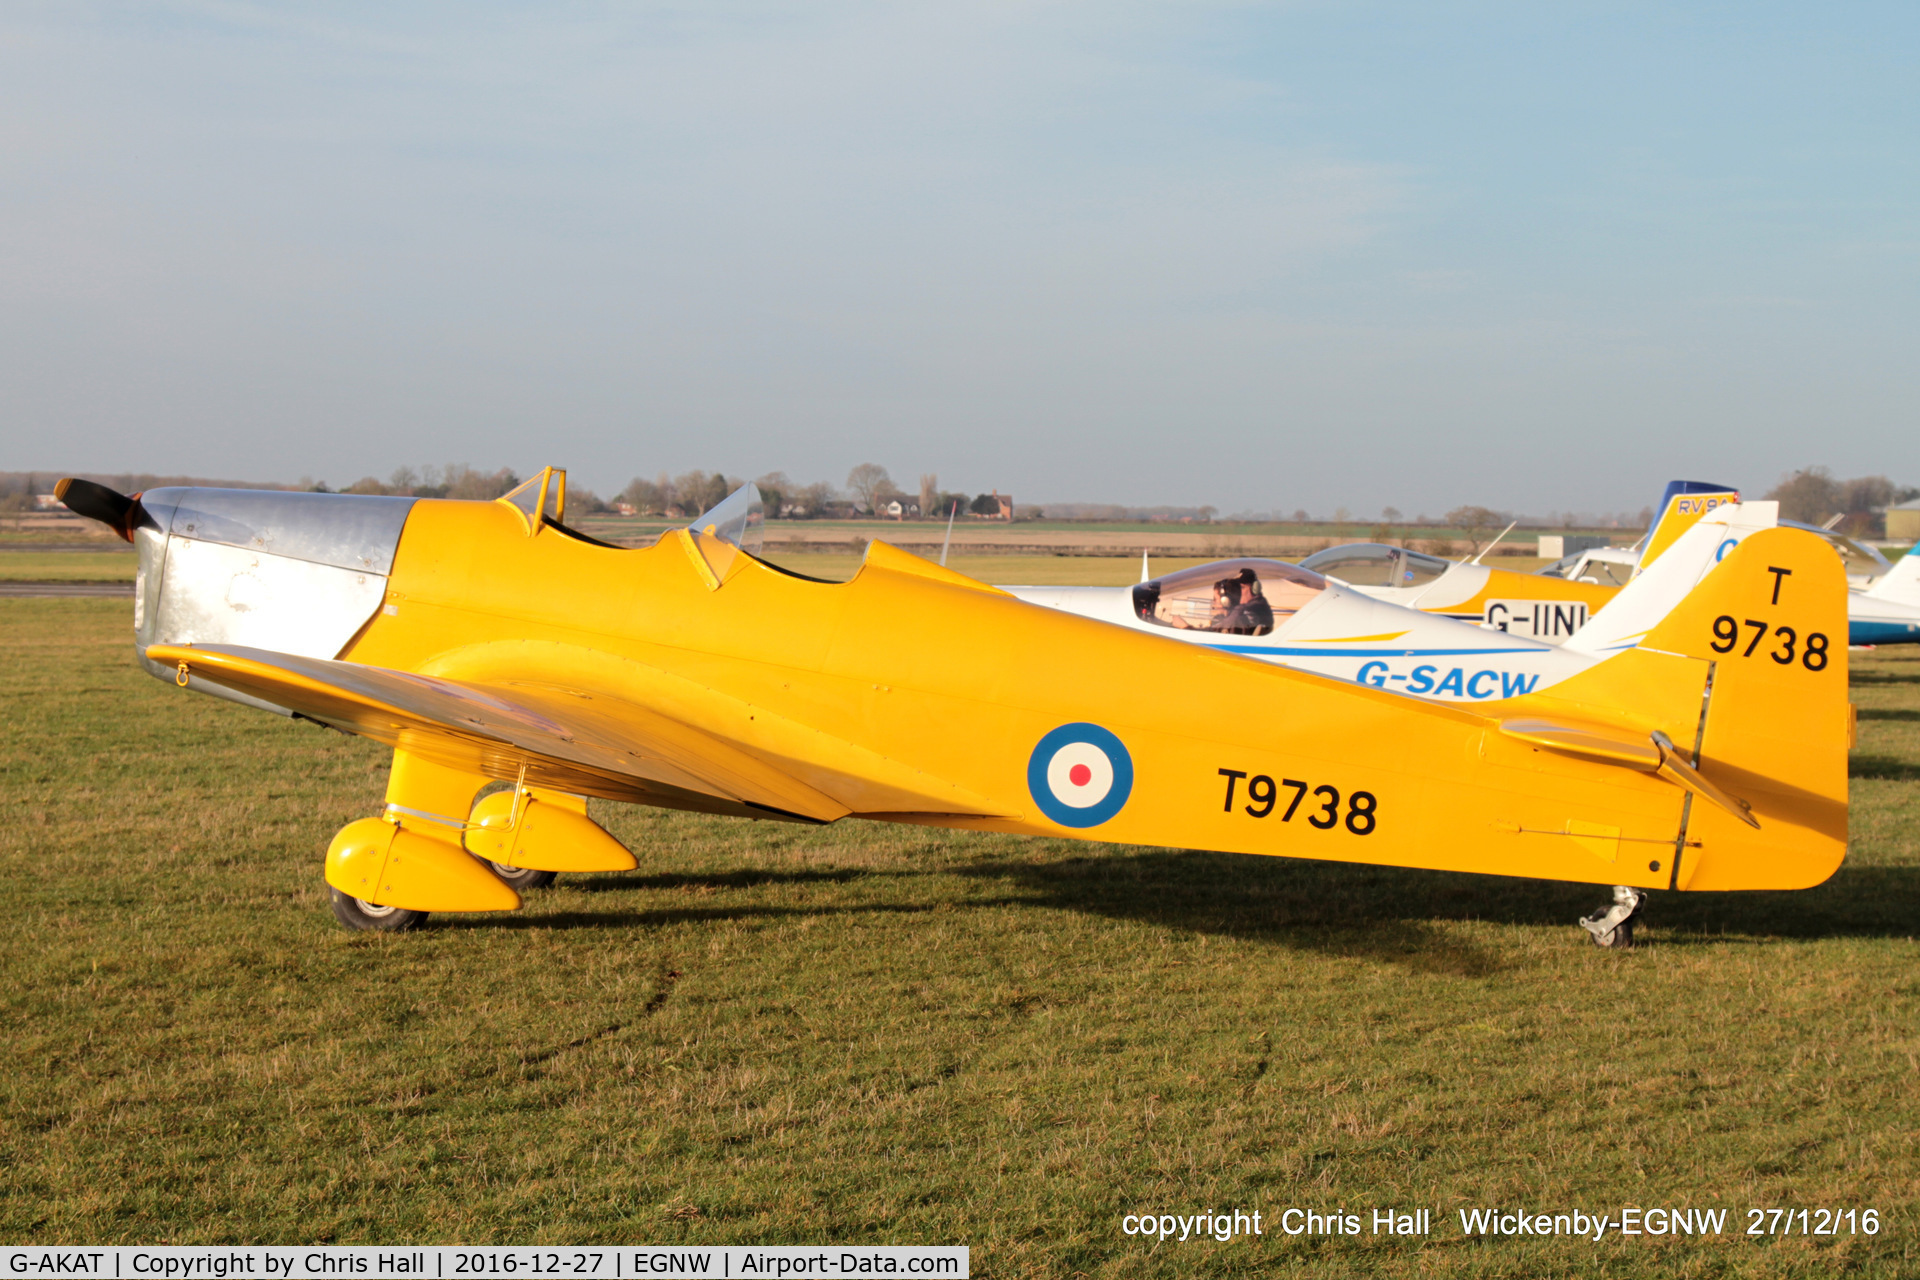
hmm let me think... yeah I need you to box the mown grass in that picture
[0,549,137,581]
[1,601,1915,1277]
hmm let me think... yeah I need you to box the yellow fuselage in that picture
[280,498,1842,898]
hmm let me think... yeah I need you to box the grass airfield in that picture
[2,597,1915,1278]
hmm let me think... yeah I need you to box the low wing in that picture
[149,642,854,823]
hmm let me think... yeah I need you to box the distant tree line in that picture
[614,464,1010,520]
[0,470,281,512]
[332,464,534,503]
[17,461,1912,536]
[1765,467,1916,537]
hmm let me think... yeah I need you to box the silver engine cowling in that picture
[133,488,418,713]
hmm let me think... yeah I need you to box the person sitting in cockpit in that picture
[1156,578,1240,630]
[1224,568,1275,635]
[1205,578,1241,631]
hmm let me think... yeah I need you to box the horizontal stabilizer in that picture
[1498,718,1757,825]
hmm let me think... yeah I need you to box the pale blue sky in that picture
[4,2,1914,515]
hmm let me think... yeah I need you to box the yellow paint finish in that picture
[1565,820,1621,864]
[466,792,637,872]
[1640,489,1740,571]
[325,817,396,902]
[1428,565,1618,618]
[324,816,523,913]
[1638,527,1849,891]
[1292,631,1410,644]
[165,497,1848,900]
[386,749,487,830]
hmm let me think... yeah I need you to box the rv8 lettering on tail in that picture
[1218,769,1376,835]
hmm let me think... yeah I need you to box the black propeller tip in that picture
[56,477,151,542]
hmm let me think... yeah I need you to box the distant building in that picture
[1537,534,1613,559]
[33,493,63,510]
[970,490,1013,521]
[612,502,637,516]
[1886,499,1920,544]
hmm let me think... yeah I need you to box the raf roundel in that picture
[1027,723,1135,828]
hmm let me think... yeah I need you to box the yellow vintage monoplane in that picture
[59,469,1850,947]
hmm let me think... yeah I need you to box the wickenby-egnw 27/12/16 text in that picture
[1119,1205,1883,1241]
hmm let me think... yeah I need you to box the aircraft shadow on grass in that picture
[469,846,1920,974]
[1850,668,1920,687]
[465,898,944,933]
[943,848,1920,965]
[1850,755,1920,782]
[566,867,878,893]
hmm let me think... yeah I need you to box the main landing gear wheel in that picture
[329,887,431,932]
[1579,885,1647,949]
[488,862,557,891]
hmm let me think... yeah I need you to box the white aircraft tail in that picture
[1864,542,1920,606]
[1564,501,1780,657]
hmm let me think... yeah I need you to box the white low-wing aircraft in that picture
[1848,544,1920,645]
[1299,480,1744,642]
[1006,503,1783,703]
[1537,482,1910,646]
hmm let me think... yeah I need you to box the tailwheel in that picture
[488,862,558,891]
[1579,885,1647,949]
[329,886,431,933]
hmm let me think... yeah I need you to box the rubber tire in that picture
[1587,916,1637,949]
[489,862,558,891]
[329,887,431,932]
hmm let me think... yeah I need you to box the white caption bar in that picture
[1,1248,969,1280]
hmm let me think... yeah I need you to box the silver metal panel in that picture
[132,523,168,645]
[149,538,388,660]
[143,487,416,574]
[135,489,181,541]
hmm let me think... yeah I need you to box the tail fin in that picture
[1564,501,1778,657]
[1519,527,1848,892]
[1636,480,1742,575]
[1865,542,1920,606]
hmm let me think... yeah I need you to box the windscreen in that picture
[1569,557,1633,587]
[1129,558,1325,637]
[689,482,766,555]
[1539,553,1579,579]
[500,468,566,528]
[1298,543,1450,588]
[682,482,766,584]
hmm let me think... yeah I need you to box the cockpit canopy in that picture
[1298,542,1451,588]
[1130,558,1326,637]
[1539,548,1636,585]
[1782,520,1892,579]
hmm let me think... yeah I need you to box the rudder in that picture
[1637,527,1849,890]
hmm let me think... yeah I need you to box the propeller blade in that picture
[55,477,155,543]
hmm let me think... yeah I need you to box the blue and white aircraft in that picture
[1850,545,1920,645]
[1545,480,1908,647]
[1004,504,1782,703]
